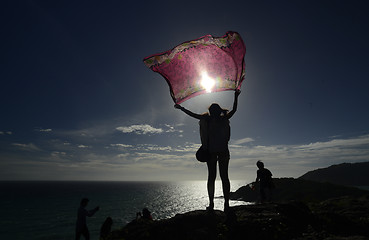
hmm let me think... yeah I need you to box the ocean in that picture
[0,180,249,240]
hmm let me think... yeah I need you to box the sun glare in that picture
[200,71,215,93]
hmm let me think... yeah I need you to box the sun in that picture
[200,71,215,93]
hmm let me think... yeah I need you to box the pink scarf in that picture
[143,31,246,103]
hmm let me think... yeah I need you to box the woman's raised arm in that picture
[175,104,203,120]
[227,89,241,119]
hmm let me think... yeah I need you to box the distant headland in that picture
[299,161,369,186]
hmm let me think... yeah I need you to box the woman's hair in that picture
[208,103,228,116]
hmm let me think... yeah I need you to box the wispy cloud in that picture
[110,142,197,153]
[110,143,133,148]
[116,124,163,135]
[11,143,41,151]
[78,145,90,148]
[144,145,173,152]
[38,128,52,132]
[0,131,12,135]
[164,124,184,133]
[51,151,67,158]
[117,153,130,158]
[231,137,255,145]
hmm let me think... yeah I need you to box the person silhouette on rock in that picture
[175,90,240,212]
[255,160,274,203]
[99,217,113,240]
[136,207,153,221]
[75,198,99,240]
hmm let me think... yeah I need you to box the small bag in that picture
[196,145,210,162]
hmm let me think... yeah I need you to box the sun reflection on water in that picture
[148,180,251,220]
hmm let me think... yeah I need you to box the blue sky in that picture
[1,0,369,181]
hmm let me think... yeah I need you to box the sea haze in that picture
[0,180,248,240]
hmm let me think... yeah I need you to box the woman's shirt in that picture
[207,116,230,153]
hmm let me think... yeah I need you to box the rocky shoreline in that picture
[107,178,369,240]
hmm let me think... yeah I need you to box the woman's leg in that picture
[219,151,230,211]
[206,155,217,209]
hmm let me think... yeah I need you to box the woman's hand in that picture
[174,104,182,109]
[235,89,241,97]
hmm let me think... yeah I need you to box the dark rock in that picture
[106,175,369,240]
[107,196,369,240]
[230,178,368,203]
[107,201,314,240]
[309,195,369,237]
[106,174,369,240]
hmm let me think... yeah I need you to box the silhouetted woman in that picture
[175,90,240,211]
